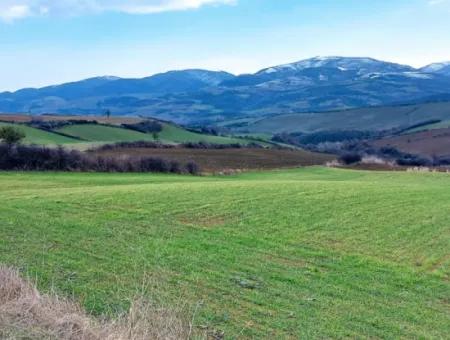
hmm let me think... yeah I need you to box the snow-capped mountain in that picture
[257,56,414,75]
[421,62,450,76]
[1,57,450,124]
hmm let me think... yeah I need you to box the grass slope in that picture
[0,168,449,338]
[235,101,450,133]
[55,124,155,143]
[57,123,259,146]
[158,123,253,144]
[404,120,450,134]
[0,122,78,145]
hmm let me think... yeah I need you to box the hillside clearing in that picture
[0,168,449,338]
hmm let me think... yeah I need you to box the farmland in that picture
[0,122,79,145]
[55,124,156,143]
[375,127,450,158]
[0,115,263,147]
[0,168,449,338]
[92,147,333,172]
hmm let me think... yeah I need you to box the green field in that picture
[0,168,449,338]
[55,124,156,142]
[158,122,256,144]
[2,119,268,147]
[0,122,78,145]
[54,122,260,146]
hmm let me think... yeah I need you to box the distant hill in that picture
[1,56,450,125]
[225,101,450,134]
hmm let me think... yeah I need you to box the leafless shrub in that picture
[0,144,201,174]
[0,266,199,340]
[361,156,395,166]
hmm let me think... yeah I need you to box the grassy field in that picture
[57,123,263,146]
[56,124,156,143]
[1,115,265,146]
[157,123,257,145]
[0,122,78,145]
[0,168,449,338]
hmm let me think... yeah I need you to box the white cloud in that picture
[0,0,236,22]
[428,0,449,5]
[0,4,31,22]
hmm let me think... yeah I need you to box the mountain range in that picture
[1,57,450,125]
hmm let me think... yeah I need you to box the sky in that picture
[0,0,450,91]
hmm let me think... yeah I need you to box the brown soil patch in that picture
[0,114,144,126]
[374,128,450,158]
[92,147,334,172]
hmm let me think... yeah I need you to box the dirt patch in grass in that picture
[178,214,229,228]
[92,147,334,172]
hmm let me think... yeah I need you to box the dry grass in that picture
[0,266,196,340]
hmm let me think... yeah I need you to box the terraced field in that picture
[0,168,448,338]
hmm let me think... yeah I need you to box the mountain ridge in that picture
[1,56,449,125]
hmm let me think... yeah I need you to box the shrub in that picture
[0,126,25,145]
[186,162,200,175]
[122,121,163,134]
[0,144,201,174]
[90,141,258,152]
[339,153,362,165]
[396,155,432,167]
[28,119,97,131]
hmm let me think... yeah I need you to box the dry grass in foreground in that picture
[0,266,196,340]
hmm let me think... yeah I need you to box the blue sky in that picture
[0,0,449,91]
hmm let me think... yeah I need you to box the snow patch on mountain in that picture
[421,62,450,72]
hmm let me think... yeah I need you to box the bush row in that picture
[92,140,263,152]
[122,121,163,134]
[0,144,200,174]
[28,119,97,131]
